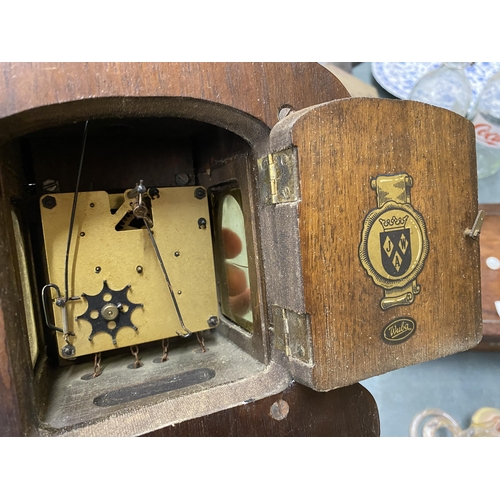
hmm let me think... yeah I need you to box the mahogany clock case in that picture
[0,63,481,437]
[0,62,364,437]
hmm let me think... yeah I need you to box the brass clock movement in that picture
[40,182,219,360]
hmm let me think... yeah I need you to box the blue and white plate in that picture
[371,62,500,109]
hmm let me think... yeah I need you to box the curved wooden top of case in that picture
[0,62,349,142]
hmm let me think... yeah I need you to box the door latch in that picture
[464,210,485,240]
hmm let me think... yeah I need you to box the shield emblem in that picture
[379,228,411,277]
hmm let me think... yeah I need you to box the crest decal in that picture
[359,173,429,310]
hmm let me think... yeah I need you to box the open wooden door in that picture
[260,97,482,391]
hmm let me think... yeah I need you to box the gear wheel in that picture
[76,280,143,345]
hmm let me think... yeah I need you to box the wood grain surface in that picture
[273,98,482,390]
[476,204,500,350]
[0,63,350,143]
[142,381,379,437]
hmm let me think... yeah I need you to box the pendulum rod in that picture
[143,218,192,337]
[129,183,191,338]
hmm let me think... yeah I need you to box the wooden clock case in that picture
[0,63,481,436]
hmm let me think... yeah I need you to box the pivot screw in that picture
[42,196,57,209]
[194,187,206,200]
[42,179,59,193]
[136,265,143,273]
[207,316,218,327]
[198,217,207,229]
[95,266,101,274]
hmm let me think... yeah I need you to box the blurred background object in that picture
[410,407,500,437]
[469,71,500,178]
[321,62,378,97]
[370,62,500,111]
[408,62,472,117]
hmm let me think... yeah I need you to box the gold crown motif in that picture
[378,215,408,231]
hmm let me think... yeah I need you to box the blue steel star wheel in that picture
[76,280,143,345]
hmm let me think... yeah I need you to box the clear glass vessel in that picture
[470,71,500,179]
[408,62,472,117]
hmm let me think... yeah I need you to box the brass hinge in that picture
[268,154,279,204]
[258,148,299,205]
[272,305,312,364]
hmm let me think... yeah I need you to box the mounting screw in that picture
[194,187,206,200]
[174,251,180,257]
[42,179,59,193]
[207,316,218,328]
[95,266,101,274]
[61,344,76,357]
[136,265,143,273]
[90,203,95,208]
[175,173,190,186]
[198,217,207,229]
[80,232,85,237]
[42,196,57,209]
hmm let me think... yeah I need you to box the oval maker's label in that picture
[382,317,416,344]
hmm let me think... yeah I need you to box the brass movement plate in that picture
[40,187,219,358]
